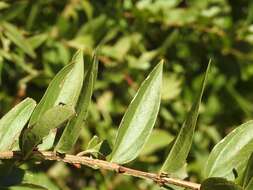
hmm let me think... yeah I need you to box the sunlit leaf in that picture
[2,22,36,58]
[28,49,84,150]
[245,178,253,190]
[21,105,75,159]
[204,121,253,180]
[27,33,48,49]
[160,61,210,176]
[110,61,163,164]
[55,52,98,153]
[0,98,36,151]
[243,152,253,190]
[1,184,48,190]
[0,2,9,10]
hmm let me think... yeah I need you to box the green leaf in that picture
[0,167,59,190]
[110,61,163,164]
[0,2,9,10]
[55,52,98,153]
[28,49,84,150]
[21,105,75,159]
[140,129,174,156]
[200,178,243,190]
[27,33,48,49]
[0,98,36,151]
[75,136,104,158]
[1,184,48,190]
[0,2,27,21]
[87,136,101,150]
[2,22,36,58]
[204,121,253,180]
[22,171,59,190]
[245,178,253,190]
[160,61,210,175]
[242,152,253,189]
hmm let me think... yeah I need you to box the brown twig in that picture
[0,151,201,190]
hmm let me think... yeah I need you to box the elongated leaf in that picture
[1,184,48,190]
[200,178,243,190]
[21,105,75,159]
[245,178,253,190]
[27,33,48,49]
[55,53,98,153]
[160,61,210,175]
[2,22,36,58]
[204,121,253,180]
[0,98,36,151]
[243,152,253,189]
[29,50,83,126]
[110,61,163,164]
[28,49,84,150]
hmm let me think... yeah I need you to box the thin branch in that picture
[0,151,201,190]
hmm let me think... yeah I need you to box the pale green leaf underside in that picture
[110,61,163,164]
[55,52,98,153]
[0,98,36,151]
[21,105,75,158]
[28,49,84,150]
[160,61,210,174]
[204,121,253,180]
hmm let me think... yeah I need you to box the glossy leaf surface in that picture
[55,53,98,153]
[110,61,163,164]
[28,49,84,150]
[160,61,210,175]
[205,121,253,180]
[21,105,75,158]
[0,98,36,151]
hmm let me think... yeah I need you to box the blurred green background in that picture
[0,0,253,189]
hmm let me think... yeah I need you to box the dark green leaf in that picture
[200,178,243,190]
[0,2,27,21]
[110,61,163,164]
[160,61,210,175]
[0,167,59,190]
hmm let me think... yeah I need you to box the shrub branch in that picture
[0,151,201,190]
